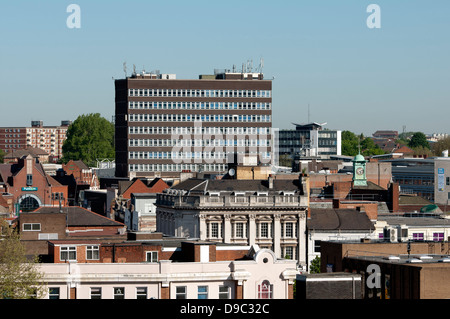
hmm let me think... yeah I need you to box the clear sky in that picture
[0,0,449,136]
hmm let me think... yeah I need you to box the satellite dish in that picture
[228,168,235,176]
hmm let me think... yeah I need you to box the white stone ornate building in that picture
[156,176,309,268]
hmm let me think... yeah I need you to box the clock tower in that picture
[352,152,367,186]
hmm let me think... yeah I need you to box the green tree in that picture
[0,149,5,163]
[309,256,321,274]
[432,136,450,156]
[408,132,430,149]
[412,145,434,157]
[62,113,115,166]
[0,220,46,299]
[341,131,359,156]
[341,131,385,156]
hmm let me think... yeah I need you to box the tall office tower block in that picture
[114,69,272,180]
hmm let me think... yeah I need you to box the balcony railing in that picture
[156,194,307,208]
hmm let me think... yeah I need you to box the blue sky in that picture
[0,0,449,136]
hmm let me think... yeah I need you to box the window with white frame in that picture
[146,251,158,263]
[114,287,125,299]
[284,222,295,238]
[23,223,41,231]
[198,286,208,299]
[207,221,222,239]
[176,286,187,299]
[48,287,60,299]
[234,222,245,238]
[90,287,102,299]
[136,287,147,299]
[60,246,76,261]
[211,223,219,238]
[258,280,273,299]
[314,240,321,253]
[86,245,99,260]
[283,246,295,260]
[259,222,270,238]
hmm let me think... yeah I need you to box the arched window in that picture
[258,280,273,299]
[19,195,40,212]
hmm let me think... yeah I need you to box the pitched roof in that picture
[4,146,48,159]
[0,160,62,187]
[73,160,90,170]
[394,145,414,154]
[308,208,374,231]
[147,178,169,193]
[33,206,124,227]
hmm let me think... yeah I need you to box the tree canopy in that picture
[432,136,450,156]
[341,131,385,156]
[408,132,430,150]
[62,113,115,166]
[0,220,45,299]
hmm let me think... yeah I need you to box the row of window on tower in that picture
[128,126,272,135]
[128,88,272,98]
[129,101,272,110]
[128,113,271,123]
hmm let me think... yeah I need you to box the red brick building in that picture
[47,233,249,264]
[0,120,70,161]
[62,160,98,188]
[18,206,126,258]
[320,240,450,299]
[0,154,68,215]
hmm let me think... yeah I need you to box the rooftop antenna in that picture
[247,59,253,72]
[123,62,127,77]
[259,58,264,73]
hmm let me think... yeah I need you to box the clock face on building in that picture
[356,167,364,176]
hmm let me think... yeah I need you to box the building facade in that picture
[384,158,435,201]
[155,176,309,268]
[434,157,450,206]
[0,155,68,215]
[276,122,341,167]
[37,243,297,299]
[0,120,70,161]
[114,69,272,180]
[18,206,126,257]
[320,240,450,299]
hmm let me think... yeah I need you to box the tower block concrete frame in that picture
[114,68,272,181]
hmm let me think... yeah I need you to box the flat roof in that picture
[348,254,450,265]
[377,214,450,227]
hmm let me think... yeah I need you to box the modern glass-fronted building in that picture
[275,122,341,164]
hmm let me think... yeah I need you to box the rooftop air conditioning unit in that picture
[390,228,398,243]
[384,227,398,243]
